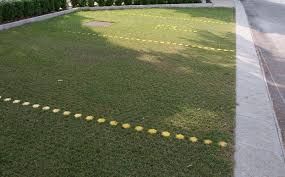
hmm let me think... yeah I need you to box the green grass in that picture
[0,8,235,177]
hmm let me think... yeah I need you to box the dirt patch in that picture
[84,21,113,27]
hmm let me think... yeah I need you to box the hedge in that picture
[0,0,67,24]
[0,0,202,24]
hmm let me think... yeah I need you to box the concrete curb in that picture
[234,0,285,176]
[0,3,215,31]
[0,8,79,31]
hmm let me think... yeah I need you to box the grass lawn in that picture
[0,8,235,177]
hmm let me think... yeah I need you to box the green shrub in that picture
[97,0,105,6]
[33,0,42,15]
[114,0,123,5]
[79,0,87,6]
[157,0,165,4]
[0,0,67,24]
[71,0,79,7]
[149,0,156,4]
[0,2,3,23]
[60,0,67,9]
[133,0,140,5]
[54,0,61,11]
[124,0,132,5]
[105,0,114,6]
[14,0,25,18]
[1,1,16,22]
[22,0,34,17]
[88,0,95,6]
[47,0,55,12]
[39,0,49,14]
[141,0,149,5]
[183,0,199,3]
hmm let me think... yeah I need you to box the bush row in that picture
[0,0,67,23]
[71,0,201,7]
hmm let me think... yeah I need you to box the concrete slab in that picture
[234,0,285,176]
[212,0,234,7]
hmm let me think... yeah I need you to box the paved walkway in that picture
[234,0,285,176]
[242,0,285,151]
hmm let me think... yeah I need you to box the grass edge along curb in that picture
[0,95,228,148]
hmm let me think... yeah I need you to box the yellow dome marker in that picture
[161,131,171,137]
[53,109,60,113]
[74,113,82,118]
[22,102,30,106]
[175,134,185,140]
[122,123,131,129]
[85,116,94,121]
[63,111,71,116]
[147,129,157,134]
[13,100,21,104]
[4,98,11,102]
[42,106,50,110]
[32,104,40,108]
[97,118,106,123]
[218,141,228,147]
[204,139,213,145]
[134,126,143,132]
[109,120,118,126]
[189,137,198,143]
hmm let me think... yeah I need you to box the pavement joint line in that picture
[62,30,235,52]
[0,96,228,148]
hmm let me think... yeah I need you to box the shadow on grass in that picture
[172,7,235,23]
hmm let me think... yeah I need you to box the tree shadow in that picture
[172,7,235,23]
[0,10,235,137]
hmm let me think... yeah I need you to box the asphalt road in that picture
[241,0,285,146]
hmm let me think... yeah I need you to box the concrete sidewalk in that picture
[234,0,285,176]
[212,0,234,7]
[242,0,285,152]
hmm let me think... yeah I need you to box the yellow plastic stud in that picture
[53,109,60,113]
[32,104,40,108]
[148,129,157,134]
[109,120,118,126]
[134,126,143,132]
[22,102,30,106]
[97,118,106,123]
[42,106,50,110]
[204,139,213,145]
[12,100,21,104]
[161,131,171,137]
[63,111,71,116]
[189,137,198,143]
[218,141,228,147]
[85,116,94,121]
[175,134,185,140]
[4,98,12,102]
[122,123,131,129]
[74,113,82,118]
